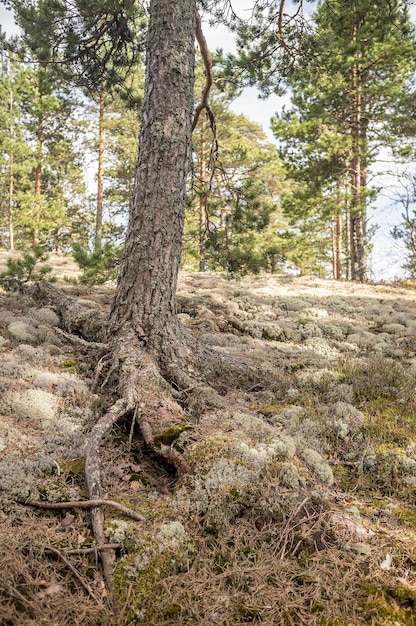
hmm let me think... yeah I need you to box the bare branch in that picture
[192,12,213,131]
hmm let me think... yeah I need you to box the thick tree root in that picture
[27,281,263,616]
[27,282,197,613]
[30,282,108,342]
[110,326,192,473]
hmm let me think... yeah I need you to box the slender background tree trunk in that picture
[8,81,15,251]
[33,111,43,247]
[198,116,208,272]
[95,92,105,249]
[349,21,367,282]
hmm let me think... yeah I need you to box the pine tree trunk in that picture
[345,206,352,280]
[8,154,14,251]
[8,84,14,251]
[333,179,343,279]
[95,93,105,249]
[33,112,43,247]
[335,212,342,279]
[349,35,367,282]
[109,0,196,355]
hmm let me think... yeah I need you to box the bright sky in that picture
[0,4,16,34]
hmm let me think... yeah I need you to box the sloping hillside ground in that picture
[0,252,416,625]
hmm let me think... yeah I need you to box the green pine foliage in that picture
[183,61,290,275]
[2,1,416,279]
[0,52,89,250]
[0,246,54,291]
[270,0,416,279]
[72,241,123,285]
[10,0,146,102]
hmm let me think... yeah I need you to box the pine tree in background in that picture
[0,52,32,249]
[272,0,416,281]
[10,0,146,250]
[391,173,416,278]
[17,62,87,249]
[186,61,289,275]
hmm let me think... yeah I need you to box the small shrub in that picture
[0,247,54,291]
[72,241,122,285]
[339,356,409,403]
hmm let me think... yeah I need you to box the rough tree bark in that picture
[109,0,195,356]
[28,0,226,612]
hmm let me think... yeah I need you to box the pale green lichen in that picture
[0,357,35,378]
[114,522,195,623]
[8,321,38,342]
[32,371,89,397]
[302,307,329,319]
[175,458,257,531]
[260,322,283,341]
[298,447,334,486]
[330,401,364,439]
[28,307,60,327]
[105,520,130,543]
[236,434,297,467]
[303,337,341,360]
[382,323,406,335]
[280,461,305,488]
[155,521,187,550]
[319,323,347,341]
[6,389,59,425]
[300,322,323,339]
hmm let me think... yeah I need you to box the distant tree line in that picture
[1,0,416,281]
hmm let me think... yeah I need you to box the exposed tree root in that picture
[30,282,107,342]
[28,282,200,612]
[27,281,264,615]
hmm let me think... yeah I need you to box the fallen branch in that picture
[15,496,144,522]
[44,545,98,601]
[66,543,122,555]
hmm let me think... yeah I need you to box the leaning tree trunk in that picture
[24,0,231,615]
[109,0,196,357]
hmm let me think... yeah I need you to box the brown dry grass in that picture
[0,506,109,626]
[1,252,416,625]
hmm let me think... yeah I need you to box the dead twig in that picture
[14,496,144,522]
[66,543,122,555]
[192,12,213,131]
[44,545,98,601]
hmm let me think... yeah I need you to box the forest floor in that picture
[1,252,416,625]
